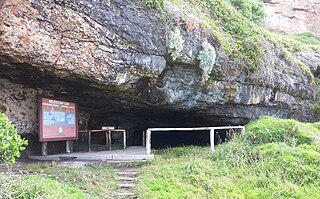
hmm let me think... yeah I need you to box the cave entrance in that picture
[150,130,210,149]
[0,57,248,157]
[144,126,245,155]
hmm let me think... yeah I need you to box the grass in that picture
[312,77,320,120]
[291,32,320,46]
[136,116,320,199]
[0,163,118,199]
[0,174,88,199]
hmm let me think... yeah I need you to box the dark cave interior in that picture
[0,58,244,155]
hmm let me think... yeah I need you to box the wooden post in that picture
[108,130,112,150]
[142,130,146,147]
[242,126,246,134]
[123,130,126,149]
[88,130,92,152]
[210,128,215,154]
[105,130,108,150]
[41,142,48,156]
[66,140,73,153]
[146,130,151,155]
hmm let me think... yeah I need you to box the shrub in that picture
[144,0,165,10]
[167,27,184,61]
[229,0,265,22]
[0,113,28,165]
[197,41,217,82]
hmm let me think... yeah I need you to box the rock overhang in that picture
[0,0,318,140]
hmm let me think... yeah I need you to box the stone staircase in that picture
[114,167,139,198]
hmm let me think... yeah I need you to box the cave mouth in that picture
[0,59,246,155]
[150,129,237,150]
[151,130,210,149]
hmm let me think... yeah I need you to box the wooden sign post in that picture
[39,97,78,155]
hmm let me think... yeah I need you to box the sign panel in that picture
[39,97,78,142]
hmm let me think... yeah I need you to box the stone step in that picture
[119,183,136,188]
[117,192,135,196]
[116,171,138,176]
[115,167,139,171]
[118,177,137,181]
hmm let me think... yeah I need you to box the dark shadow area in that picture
[150,129,241,149]
[152,130,210,149]
[0,56,246,156]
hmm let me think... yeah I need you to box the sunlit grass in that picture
[137,116,320,199]
[0,163,118,198]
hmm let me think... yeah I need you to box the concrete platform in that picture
[28,146,154,161]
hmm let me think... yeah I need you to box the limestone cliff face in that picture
[263,0,320,34]
[0,0,317,137]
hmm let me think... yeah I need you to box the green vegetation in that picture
[137,116,320,198]
[0,113,28,166]
[145,0,320,77]
[229,0,265,22]
[0,175,87,199]
[0,163,118,198]
[112,143,124,150]
[144,0,165,10]
[312,77,320,120]
[291,32,320,46]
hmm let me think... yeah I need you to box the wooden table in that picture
[79,129,126,152]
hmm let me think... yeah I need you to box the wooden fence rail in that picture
[145,126,245,155]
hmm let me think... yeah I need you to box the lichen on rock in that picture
[197,41,217,82]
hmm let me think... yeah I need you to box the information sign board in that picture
[39,97,78,142]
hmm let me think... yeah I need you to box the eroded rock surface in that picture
[0,0,317,143]
[263,0,320,34]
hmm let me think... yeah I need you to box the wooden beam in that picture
[88,130,92,152]
[108,130,112,150]
[142,131,146,147]
[210,128,215,154]
[66,140,73,153]
[147,126,244,131]
[41,142,48,156]
[123,130,126,149]
[145,126,245,155]
[146,130,151,155]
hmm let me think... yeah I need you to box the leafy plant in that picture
[0,113,28,165]
[197,41,217,82]
[144,0,165,10]
[229,0,265,22]
[167,27,184,61]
